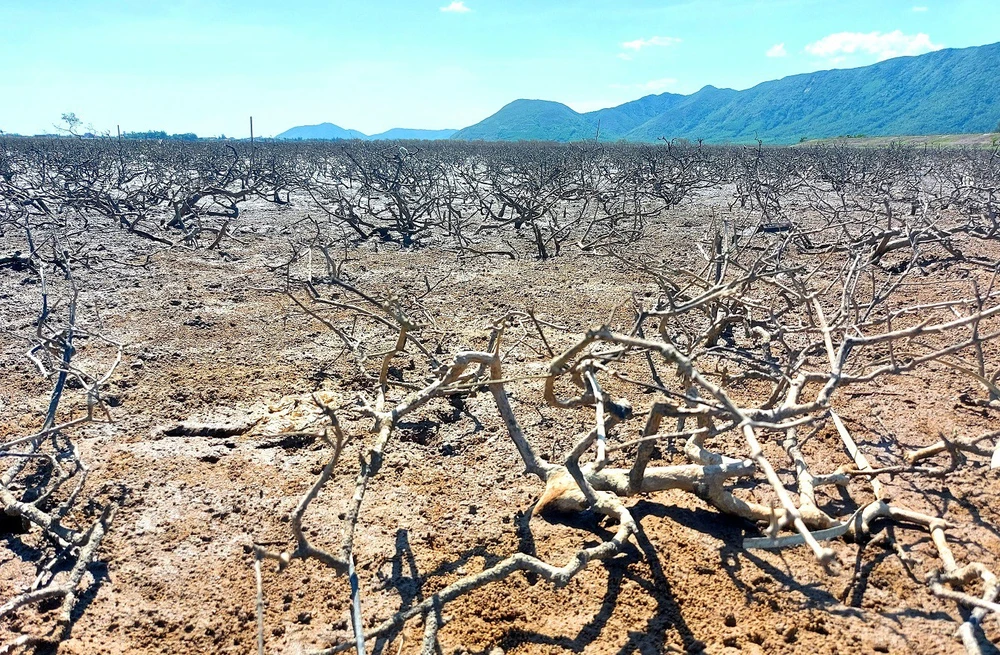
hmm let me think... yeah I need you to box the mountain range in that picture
[275,123,457,141]
[277,42,1000,144]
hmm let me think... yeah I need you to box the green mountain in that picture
[588,92,687,138]
[451,42,1000,144]
[453,99,598,141]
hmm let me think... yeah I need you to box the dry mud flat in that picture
[2,201,999,655]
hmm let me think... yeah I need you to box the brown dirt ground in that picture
[1,199,998,655]
[800,133,1000,148]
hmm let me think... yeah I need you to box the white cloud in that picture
[440,1,470,13]
[805,31,942,61]
[616,53,633,61]
[766,43,787,58]
[621,35,681,51]
[912,6,929,11]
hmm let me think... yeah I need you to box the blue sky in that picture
[1,0,997,137]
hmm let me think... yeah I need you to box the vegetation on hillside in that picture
[452,42,1000,144]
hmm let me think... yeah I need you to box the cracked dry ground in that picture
[1,206,999,655]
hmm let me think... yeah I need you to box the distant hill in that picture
[368,128,457,140]
[275,124,456,141]
[451,42,1000,144]
[276,122,367,140]
[452,99,597,142]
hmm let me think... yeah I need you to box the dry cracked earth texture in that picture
[2,199,999,655]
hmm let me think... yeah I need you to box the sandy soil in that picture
[1,199,998,655]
